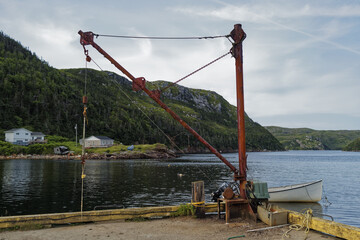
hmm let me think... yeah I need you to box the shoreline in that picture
[1,149,343,161]
[0,149,177,160]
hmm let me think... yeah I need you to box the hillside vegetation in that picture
[266,126,360,150]
[0,136,170,157]
[343,138,360,152]
[0,31,284,153]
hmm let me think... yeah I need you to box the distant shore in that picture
[0,149,177,160]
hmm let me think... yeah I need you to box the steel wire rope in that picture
[93,33,232,95]
[91,58,160,90]
[160,51,231,92]
[93,33,230,40]
[89,57,217,186]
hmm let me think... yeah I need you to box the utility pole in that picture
[75,124,78,146]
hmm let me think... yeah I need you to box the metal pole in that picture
[229,24,257,221]
[230,24,247,196]
[75,124,78,147]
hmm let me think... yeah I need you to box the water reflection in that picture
[2,160,32,202]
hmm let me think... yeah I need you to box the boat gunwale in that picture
[268,180,322,194]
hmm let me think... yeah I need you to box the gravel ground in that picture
[0,215,338,240]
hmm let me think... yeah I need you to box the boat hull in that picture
[268,180,322,203]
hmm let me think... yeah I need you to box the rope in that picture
[83,106,88,124]
[282,208,313,240]
[94,33,230,40]
[80,55,88,218]
[322,185,332,208]
[160,51,231,92]
[83,48,88,96]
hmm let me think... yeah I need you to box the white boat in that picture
[268,180,323,203]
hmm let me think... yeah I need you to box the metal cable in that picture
[90,58,216,184]
[94,33,230,40]
[115,84,216,185]
[90,58,187,153]
[160,51,231,92]
[92,59,159,91]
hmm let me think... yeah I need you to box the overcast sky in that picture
[1,0,359,130]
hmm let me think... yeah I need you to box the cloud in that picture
[169,1,360,130]
[1,0,359,130]
[175,1,360,20]
[173,1,360,56]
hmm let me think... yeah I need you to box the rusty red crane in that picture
[78,24,254,218]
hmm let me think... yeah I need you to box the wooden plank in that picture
[0,203,224,229]
[288,211,360,240]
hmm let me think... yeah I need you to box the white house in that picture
[80,136,114,148]
[4,128,46,145]
[5,128,33,145]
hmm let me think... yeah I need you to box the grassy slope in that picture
[266,126,360,150]
[0,138,166,156]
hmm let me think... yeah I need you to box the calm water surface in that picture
[0,150,359,227]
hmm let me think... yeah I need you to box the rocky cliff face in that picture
[293,136,329,150]
[153,81,228,114]
[107,71,132,87]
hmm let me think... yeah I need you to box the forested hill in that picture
[266,126,360,150]
[0,31,284,152]
[343,138,360,152]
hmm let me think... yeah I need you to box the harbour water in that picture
[0,150,359,227]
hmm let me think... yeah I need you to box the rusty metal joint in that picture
[132,77,146,91]
[151,89,161,99]
[78,31,94,46]
[230,36,245,56]
[234,175,246,181]
[82,46,92,62]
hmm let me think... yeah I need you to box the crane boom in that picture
[78,30,240,176]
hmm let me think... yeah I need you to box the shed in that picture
[31,132,46,143]
[80,136,114,148]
